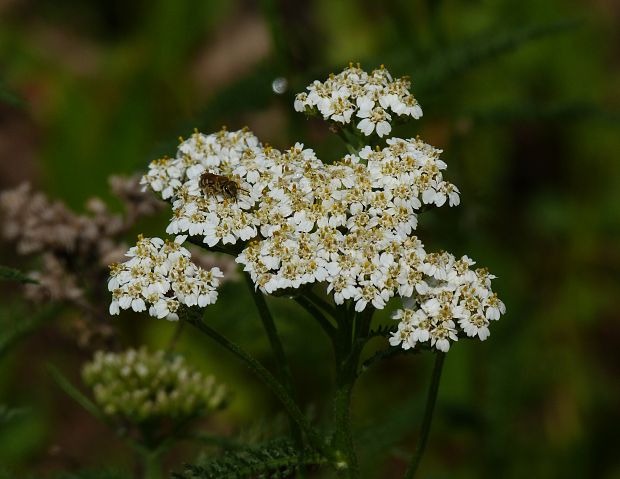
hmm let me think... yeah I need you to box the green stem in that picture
[244,273,292,383]
[333,376,358,478]
[165,320,185,352]
[243,272,303,446]
[305,289,340,320]
[404,352,446,479]
[331,308,375,478]
[142,450,162,479]
[294,296,337,338]
[184,310,324,454]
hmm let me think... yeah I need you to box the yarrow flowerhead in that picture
[108,235,223,320]
[82,348,228,423]
[131,64,506,353]
[294,63,422,137]
[388,254,506,352]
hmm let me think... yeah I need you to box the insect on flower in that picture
[199,172,247,201]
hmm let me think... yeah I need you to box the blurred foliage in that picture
[0,265,38,284]
[0,0,619,478]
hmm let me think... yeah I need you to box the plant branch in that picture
[183,308,324,454]
[243,272,303,446]
[403,352,446,479]
[166,320,185,352]
[294,296,337,337]
[305,289,340,320]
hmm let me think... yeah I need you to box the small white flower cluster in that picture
[140,128,260,201]
[389,253,506,352]
[82,348,228,423]
[108,235,223,320]
[294,64,422,137]
[142,128,324,247]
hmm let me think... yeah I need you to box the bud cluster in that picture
[82,348,228,423]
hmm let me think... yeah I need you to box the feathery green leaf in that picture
[173,438,326,479]
[416,19,581,92]
[0,265,38,284]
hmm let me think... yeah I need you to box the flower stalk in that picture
[243,272,303,447]
[404,351,446,479]
[182,307,324,454]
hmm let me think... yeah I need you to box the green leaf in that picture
[48,365,109,425]
[173,438,326,479]
[0,404,27,426]
[0,265,38,284]
[416,19,581,92]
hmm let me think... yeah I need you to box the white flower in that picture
[294,64,423,136]
[390,252,505,352]
[356,107,392,137]
[108,236,222,320]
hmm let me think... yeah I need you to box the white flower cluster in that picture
[133,65,506,353]
[294,64,422,137]
[108,235,223,320]
[236,139,461,310]
[82,348,228,423]
[389,253,506,352]
[140,128,261,202]
[143,128,460,313]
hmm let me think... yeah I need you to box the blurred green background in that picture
[1,0,619,477]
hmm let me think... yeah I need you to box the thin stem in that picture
[294,296,337,337]
[244,273,292,383]
[184,310,324,454]
[404,352,446,479]
[305,289,340,320]
[142,449,162,479]
[166,320,185,352]
[243,272,303,446]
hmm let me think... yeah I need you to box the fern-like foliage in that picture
[173,438,326,479]
[416,18,580,92]
[0,265,38,284]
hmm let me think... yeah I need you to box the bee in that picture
[199,171,247,200]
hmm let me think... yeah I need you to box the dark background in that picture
[1,0,619,477]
